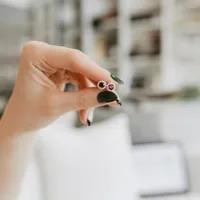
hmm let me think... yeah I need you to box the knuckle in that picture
[69,49,83,59]
[72,49,83,55]
[68,49,85,69]
[22,41,39,54]
[20,41,41,69]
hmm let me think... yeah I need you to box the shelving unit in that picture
[81,0,118,75]
[2,0,200,101]
[28,0,80,49]
[26,0,172,98]
[81,0,163,97]
[119,0,162,97]
[80,0,200,98]
[162,0,200,89]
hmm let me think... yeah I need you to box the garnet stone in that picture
[98,81,106,90]
[107,83,115,91]
[99,82,106,88]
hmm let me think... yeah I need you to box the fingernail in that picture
[87,110,94,126]
[110,74,124,84]
[116,99,122,106]
[87,120,92,126]
[97,91,118,104]
[111,90,122,106]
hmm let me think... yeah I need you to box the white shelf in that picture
[96,17,117,35]
[130,16,160,33]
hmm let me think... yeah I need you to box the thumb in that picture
[59,88,118,112]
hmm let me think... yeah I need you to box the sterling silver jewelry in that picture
[107,82,115,91]
[97,81,122,106]
[97,80,107,90]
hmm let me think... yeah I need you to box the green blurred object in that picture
[181,86,200,100]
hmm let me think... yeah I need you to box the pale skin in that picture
[0,41,119,200]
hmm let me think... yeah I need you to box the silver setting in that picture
[97,80,107,90]
[107,82,115,91]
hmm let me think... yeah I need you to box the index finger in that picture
[43,44,124,85]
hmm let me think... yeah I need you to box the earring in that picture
[107,82,115,91]
[97,80,107,90]
[97,81,122,106]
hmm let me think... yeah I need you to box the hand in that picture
[2,41,123,134]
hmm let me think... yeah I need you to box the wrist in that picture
[0,114,20,140]
[0,110,37,146]
[0,96,28,137]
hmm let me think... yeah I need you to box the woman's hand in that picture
[0,41,124,200]
[2,41,123,135]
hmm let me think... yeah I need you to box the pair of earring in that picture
[97,81,115,91]
[97,80,122,106]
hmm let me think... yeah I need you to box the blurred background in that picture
[1,0,200,200]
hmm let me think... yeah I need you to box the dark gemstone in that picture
[108,84,114,90]
[99,82,106,89]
